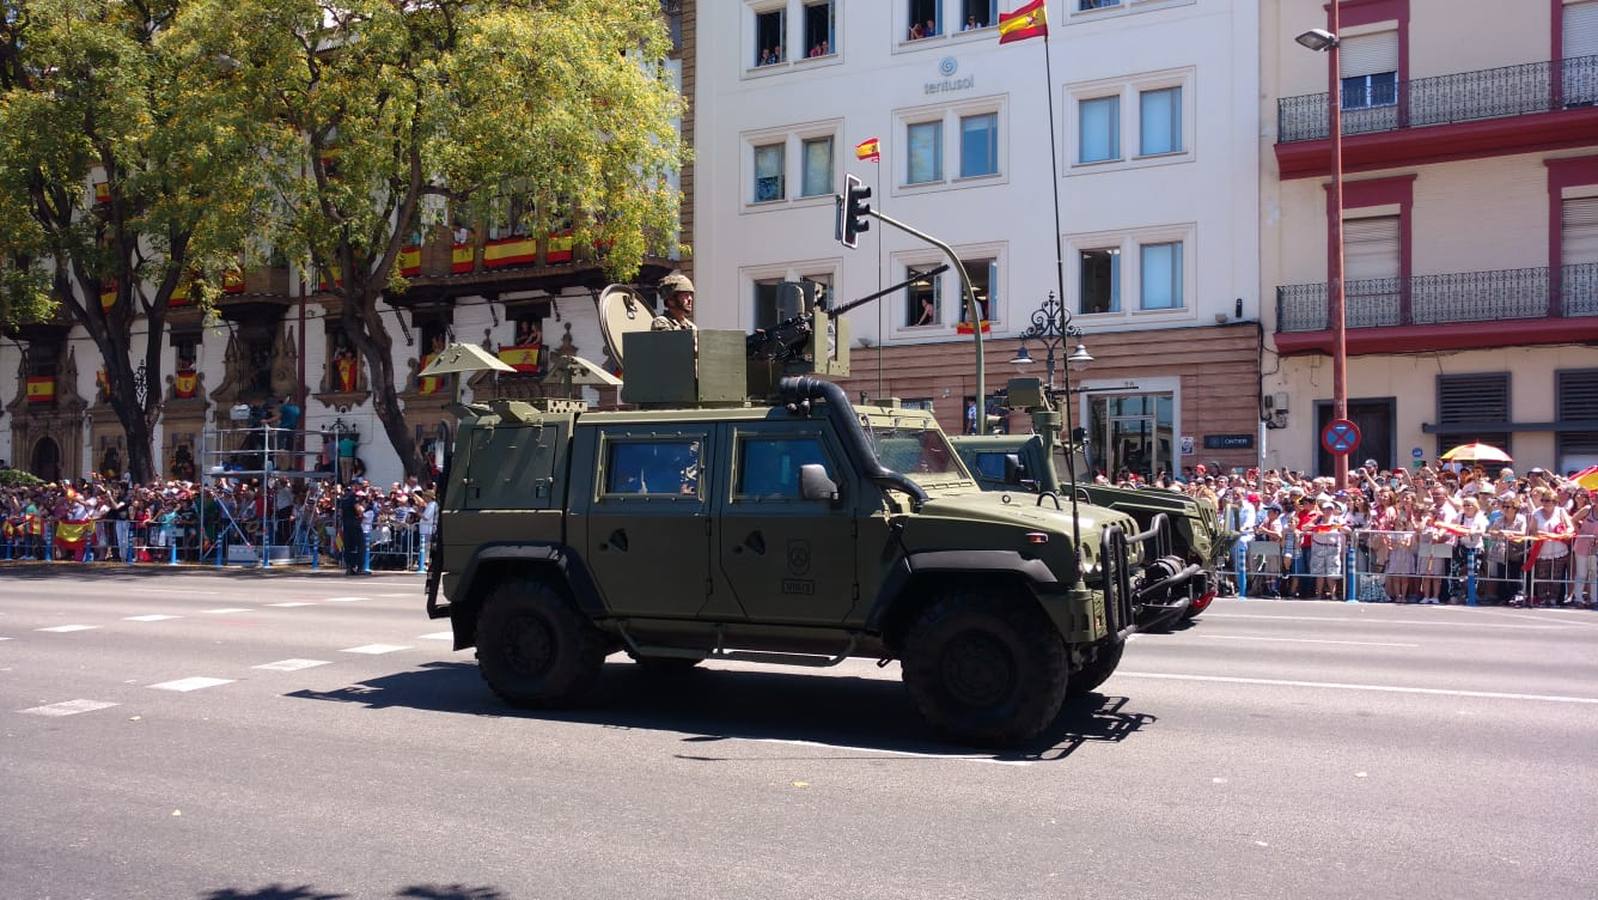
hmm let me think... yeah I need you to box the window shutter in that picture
[1565,1,1598,60]
[1436,373,1511,457]
[1343,216,1401,281]
[1340,31,1400,78]
[1556,369,1598,468]
[1561,197,1598,265]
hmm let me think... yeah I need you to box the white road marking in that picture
[122,588,219,596]
[148,676,235,692]
[377,593,414,598]
[1202,612,1566,630]
[1116,671,1598,705]
[201,608,251,614]
[418,631,454,641]
[730,736,1036,766]
[124,614,182,623]
[35,625,99,633]
[267,602,315,608]
[253,658,332,672]
[340,644,410,655]
[321,596,366,603]
[1192,634,1420,649]
[19,699,120,717]
[0,636,12,641]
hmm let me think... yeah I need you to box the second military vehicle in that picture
[425,288,1197,746]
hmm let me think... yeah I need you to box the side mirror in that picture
[799,463,839,502]
[1003,453,1027,485]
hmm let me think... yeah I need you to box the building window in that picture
[1436,373,1511,460]
[755,8,786,67]
[801,136,834,197]
[1079,248,1121,314]
[1139,241,1183,310]
[1079,96,1120,163]
[907,120,943,184]
[1339,31,1399,110]
[1139,87,1182,156]
[753,278,784,330]
[907,0,940,39]
[959,112,999,178]
[1556,369,1598,472]
[802,1,835,58]
[960,0,997,30]
[905,264,942,327]
[754,143,785,202]
[958,258,999,325]
[1079,0,1121,9]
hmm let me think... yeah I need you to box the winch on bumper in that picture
[1100,513,1204,637]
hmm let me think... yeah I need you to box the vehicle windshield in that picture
[867,423,966,478]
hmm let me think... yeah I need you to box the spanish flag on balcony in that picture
[956,320,993,335]
[855,137,881,163]
[335,356,358,392]
[399,245,422,277]
[418,353,441,395]
[451,244,474,274]
[174,369,198,399]
[998,0,1048,44]
[25,376,55,403]
[93,181,110,204]
[222,267,245,294]
[498,344,542,374]
[100,288,116,312]
[53,520,94,553]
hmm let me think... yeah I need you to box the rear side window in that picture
[970,452,1010,481]
[605,440,702,497]
[736,437,832,500]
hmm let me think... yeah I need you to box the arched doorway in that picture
[30,436,61,483]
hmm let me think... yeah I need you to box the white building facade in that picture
[694,0,1264,477]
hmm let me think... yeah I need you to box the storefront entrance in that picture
[30,436,60,482]
[1084,390,1176,482]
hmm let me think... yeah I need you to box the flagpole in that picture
[874,144,884,400]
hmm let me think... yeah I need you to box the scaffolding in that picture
[197,419,339,568]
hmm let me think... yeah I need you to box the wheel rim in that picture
[502,613,555,678]
[939,630,1017,709]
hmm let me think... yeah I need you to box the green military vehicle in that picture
[950,381,1232,630]
[424,287,1194,746]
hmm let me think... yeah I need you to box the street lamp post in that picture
[1012,290,1092,558]
[1297,11,1348,490]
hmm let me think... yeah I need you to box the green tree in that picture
[0,0,262,481]
[170,0,684,475]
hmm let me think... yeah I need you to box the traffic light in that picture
[836,174,871,249]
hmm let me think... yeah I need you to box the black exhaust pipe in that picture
[779,376,929,510]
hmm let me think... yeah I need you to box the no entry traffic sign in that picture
[1321,418,1361,456]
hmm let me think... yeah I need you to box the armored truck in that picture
[425,310,1190,746]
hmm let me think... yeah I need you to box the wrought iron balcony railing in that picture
[1275,263,1598,333]
[1277,55,1598,144]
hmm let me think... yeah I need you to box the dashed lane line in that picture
[34,625,100,633]
[252,659,332,672]
[19,699,120,717]
[148,676,235,692]
[266,602,316,608]
[124,614,183,623]
[340,644,411,655]
[321,596,367,603]
[201,608,252,614]
[1188,634,1420,648]
[1115,671,1598,705]
[418,632,453,641]
[1201,612,1570,630]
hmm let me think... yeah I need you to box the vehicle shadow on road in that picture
[284,660,1156,763]
[199,882,503,899]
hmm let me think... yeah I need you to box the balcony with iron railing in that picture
[1273,262,1598,355]
[1275,55,1598,176]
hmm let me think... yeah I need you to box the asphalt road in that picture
[1,567,1595,900]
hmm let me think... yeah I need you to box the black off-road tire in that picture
[901,589,1069,747]
[1066,639,1125,697]
[475,576,607,708]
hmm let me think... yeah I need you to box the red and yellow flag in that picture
[174,370,199,399]
[498,344,542,374]
[25,376,55,403]
[998,0,1049,44]
[418,353,441,395]
[855,137,881,163]
[53,520,94,551]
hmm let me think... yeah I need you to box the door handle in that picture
[604,529,629,552]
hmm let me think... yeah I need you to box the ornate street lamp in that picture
[1011,291,1090,392]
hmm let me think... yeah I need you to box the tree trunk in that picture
[345,287,422,479]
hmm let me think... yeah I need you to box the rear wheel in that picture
[901,589,1068,747]
[1067,639,1125,696]
[475,575,606,708]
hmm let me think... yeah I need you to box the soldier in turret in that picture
[651,273,697,331]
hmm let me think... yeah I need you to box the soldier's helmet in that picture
[658,273,694,302]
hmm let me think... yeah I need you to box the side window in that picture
[736,437,832,500]
[970,452,1010,482]
[604,439,702,497]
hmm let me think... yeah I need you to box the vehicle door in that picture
[583,426,713,618]
[715,421,858,623]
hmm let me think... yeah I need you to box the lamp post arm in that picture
[866,208,985,412]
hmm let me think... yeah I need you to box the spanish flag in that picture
[498,345,542,374]
[418,353,441,395]
[25,376,54,403]
[855,137,881,163]
[998,0,1048,44]
[54,520,95,553]
[174,370,199,399]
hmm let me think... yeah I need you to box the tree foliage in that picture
[0,0,267,480]
[168,0,684,474]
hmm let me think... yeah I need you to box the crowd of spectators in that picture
[1100,460,1597,608]
[0,467,437,573]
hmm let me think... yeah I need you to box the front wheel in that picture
[475,576,607,708]
[1067,639,1125,697]
[901,590,1069,747]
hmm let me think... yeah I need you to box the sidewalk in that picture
[0,560,425,579]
